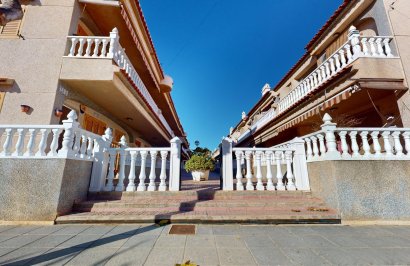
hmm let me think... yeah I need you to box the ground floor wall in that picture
[0,159,92,222]
[308,160,410,221]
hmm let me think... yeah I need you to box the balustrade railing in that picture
[221,138,310,191]
[301,113,410,161]
[65,28,175,138]
[238,26,397,142]
[0,111,100,160]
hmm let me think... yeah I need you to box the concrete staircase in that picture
[56,189,340,224]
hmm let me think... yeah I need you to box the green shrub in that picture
[185,154,215,172]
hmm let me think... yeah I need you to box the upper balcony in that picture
[59,29,175,145]
[236,26,403,143]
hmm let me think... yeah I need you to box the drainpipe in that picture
[78,0,120,7]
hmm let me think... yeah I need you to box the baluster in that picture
[101,38,108,57]
[12,129,25,156]
[310,136,319,159]
[324,62,331,79]
[381,131,393,157]
[137,150,148,191]
[87,136,94,158]
[313,72,318,87]
[305,138,313,160]
[115,149,127,191]
[392,131,404,157]
[235,151,244,190]
[79,134,87,159]
[370,131,382,157]
[68,37,78,56]
[334,54,341,71]
[345,44,353,63]
[317,134,326,156]
[76,38,85,57]
[265,152,274,190]
[320,66,326,81]
[369,38,377,57]
[23,129,37,157]
[92,39,101,57]
[376,38,385,57]
[402,132,410,156]
[275,151,285,190]
[339,131,349,158]
[72,131,81,157]
[1,128,14,156]
[329,58,336,75]
[316,70,322,85]
[147,151,158,191]
[159,151,168,191]
[35,129,50,157]
[383,38,393,57]
[104,149,117,191]
[126,151,138,191]
[285,151,296,190]
[85,38,92,57]
[339,49,347,67]
[309,76,315,90]
[47,128,61,156]
[245,151,254,190]
[361,38,369,56]
[255,151,264,191]
[349,131,360,157]
[360,131,371,157]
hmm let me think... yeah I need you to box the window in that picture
[0,7,26,38]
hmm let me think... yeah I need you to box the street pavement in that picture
[0,224,410,265]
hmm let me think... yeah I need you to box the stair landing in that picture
[56,188,340,224]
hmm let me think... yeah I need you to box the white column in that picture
[92,39,101,57]
[58,110,79,158]
[104,149,117,191]
[76,38,85,57]
[317,134,326,156]
[235,150,244,191]
[339,131,350,158]
[89,128,113,192]
[403,132,410,156]
[68,37,78,56]
[137,150,148,191]
[370,131,382,157]
[23,129,36,157]
[255,151,264,191]
[275,151,285,190]
[221,138,234,190]
[108,28,119,58]
[12,129,25,156]
[115,149,127,191]
[158,151,168,191]
[79,134,87,159]
[1,128,14,156]
[321,113,339,159]
[360,131,371,157]
[126,151,138,192]
[392,131,404,157]
[310,136,319,159]
[349,131,360,157]
[291,138,310,190]
[169,137,182,191]
[305,138,313,161]
[48,128,62,157]
[266,151,275,190]
[245,151,254,190]
[375,38,385,57]
[148,150,158,191]
[285,151,296,191]
[383,38,393,57]
[382,131,393,157]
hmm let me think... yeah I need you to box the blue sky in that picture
[140,0,343,150]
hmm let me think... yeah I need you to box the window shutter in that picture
[0,6,25,38]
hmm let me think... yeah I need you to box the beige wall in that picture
[0,0,81,125]
[384,0,410,126]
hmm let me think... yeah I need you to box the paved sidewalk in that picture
[0,224,410,265]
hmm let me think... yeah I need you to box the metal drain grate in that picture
[169,225,196,235]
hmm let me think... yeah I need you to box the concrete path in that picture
[0,224,410,265]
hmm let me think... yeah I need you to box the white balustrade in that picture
[301,113,410,162]
[237,26,396,143]
[65,29,175,138]
[0,111,101,161]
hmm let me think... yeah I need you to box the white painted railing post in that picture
[291,137,310,190]
[58,110,79,158]
[115,136,128,192]
[321,113,340,159]
[169,137,182,191]
[221,137,234,191]
[89,128,113,192]
[107,28,119,58]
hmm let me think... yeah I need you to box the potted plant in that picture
[185,152,215,181]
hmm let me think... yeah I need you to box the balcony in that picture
[237,26,401,143]
[60,29,174,144]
